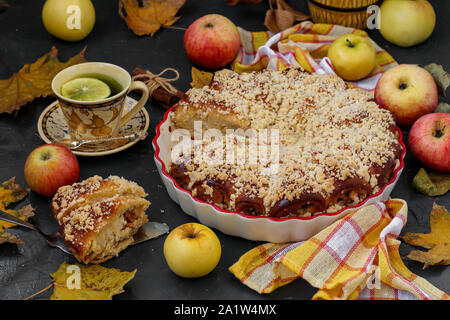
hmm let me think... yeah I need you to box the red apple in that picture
[24,144,80,197]
[375,64,438,127]
[408,113,450,172]
[184,14,240,70]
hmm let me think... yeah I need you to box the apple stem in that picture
[399,83,408,90]
[346,39,355,48]
[433,120,446,138]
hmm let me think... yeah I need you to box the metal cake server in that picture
[0,209,169,255]
[132,220,169,245]
[0,209,71,254]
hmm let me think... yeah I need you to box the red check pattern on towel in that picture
[229,199,450,300]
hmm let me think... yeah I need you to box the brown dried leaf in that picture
[0,229,23,245]
[118,0,186,36]
[0,47,86,115]
[190,67,213,89]
[264,0,309,33]
[0,177,28,208]
[424,63,450,97]
[276,9,296,32]
[264,9,279,34]
[401,203,450,268]
[277,0,310,21]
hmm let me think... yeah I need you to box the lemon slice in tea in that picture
[61,77,111,101]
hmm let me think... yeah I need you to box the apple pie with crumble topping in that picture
[51,176,150,264]
[168,68,403,218]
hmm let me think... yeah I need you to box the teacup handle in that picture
[120,80,149,126]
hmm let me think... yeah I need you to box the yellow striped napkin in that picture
[233,21,397,91]
[230,199,450,300]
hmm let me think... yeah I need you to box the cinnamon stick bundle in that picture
[132,67,185,109]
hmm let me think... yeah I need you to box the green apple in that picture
[328,34,376,81]
[379,0,436,47]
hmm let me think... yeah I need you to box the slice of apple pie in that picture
[51,176,150,264]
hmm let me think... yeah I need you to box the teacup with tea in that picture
[52,62,149,140]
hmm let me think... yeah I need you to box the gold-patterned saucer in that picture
[38,96,149,157]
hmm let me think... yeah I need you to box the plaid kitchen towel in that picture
[229,199,450,300]
[233,21,397,91]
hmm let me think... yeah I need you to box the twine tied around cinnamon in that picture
[131,68,180,98]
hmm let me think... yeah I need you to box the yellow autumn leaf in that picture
[190,67,214,89]
[118,0,186,36]
[0,47,86,114]
[50,262,137,300]
[0,205,34,231]
[0,178,34,245]
[402,203,450,268]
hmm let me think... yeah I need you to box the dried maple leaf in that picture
[0,177,28,208]
[265,8,295,34]
[118,0,186,36]
[190,67,213,89]
[264,0,309,33]
[402,203,450,268]
[424,63,450,97]
[0,177,34,245]
[412,168,450,197]
[0,47,86,115]
[50,262,136,300]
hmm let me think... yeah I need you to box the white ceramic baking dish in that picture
[153,107,406,243]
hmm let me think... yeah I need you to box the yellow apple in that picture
[163,223,222,278]
[328,34,376,81]
[379,0,436,47]
[42,0,96,42]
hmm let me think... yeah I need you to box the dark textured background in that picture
[0,0,449,300]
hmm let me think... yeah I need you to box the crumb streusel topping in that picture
[170,68,402,217]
